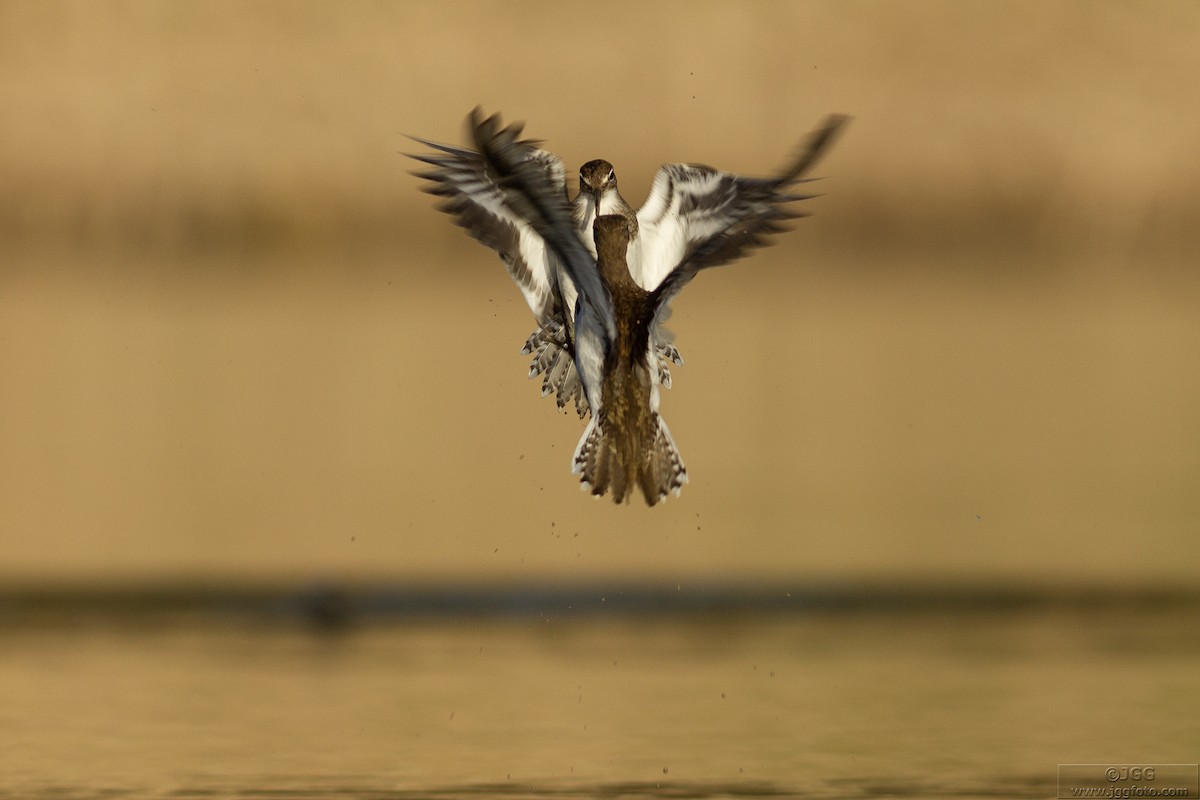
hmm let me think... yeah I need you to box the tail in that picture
[571,415,688,506]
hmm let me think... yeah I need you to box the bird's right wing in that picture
[468,108,619,417]
[467,108,617,345]
[408,129,567,325]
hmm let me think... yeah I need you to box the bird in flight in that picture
[410,108,846,505]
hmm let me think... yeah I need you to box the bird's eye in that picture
[607,170,615,182]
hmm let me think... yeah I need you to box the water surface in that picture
[3,603,1196,799]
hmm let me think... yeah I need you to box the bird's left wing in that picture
[634,114,849,292]
[408,131,567,324]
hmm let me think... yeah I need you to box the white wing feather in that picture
[410,137,567,324]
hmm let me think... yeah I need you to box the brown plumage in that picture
[574,215,685,505]
[413,108,847,506]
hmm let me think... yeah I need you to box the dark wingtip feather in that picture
[405,135,476,159]
[779,114,851,182]
[469,107,617,342]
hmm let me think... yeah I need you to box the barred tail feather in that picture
[645,416,688,504]
[571,415,687,506]
[571,416,608,496]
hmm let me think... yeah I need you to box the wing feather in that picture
[408,134,567,324]
[467,108,616,344]
[635,114,849,292]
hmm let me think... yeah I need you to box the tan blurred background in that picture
[1,1,1198,587]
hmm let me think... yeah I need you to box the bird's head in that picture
[579,159,617,196]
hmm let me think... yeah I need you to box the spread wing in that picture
[467,108,616,344]
[634,114,850,292]
[408,129,568,325]
[468,108,619,418]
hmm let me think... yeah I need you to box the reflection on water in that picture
[2,603,1197,800]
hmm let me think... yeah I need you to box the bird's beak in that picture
[581,183,599,212]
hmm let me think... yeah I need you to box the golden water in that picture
[3,608,1196,798]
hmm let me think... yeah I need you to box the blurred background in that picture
[2,0,1197,587]
[1,2,1199,795]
